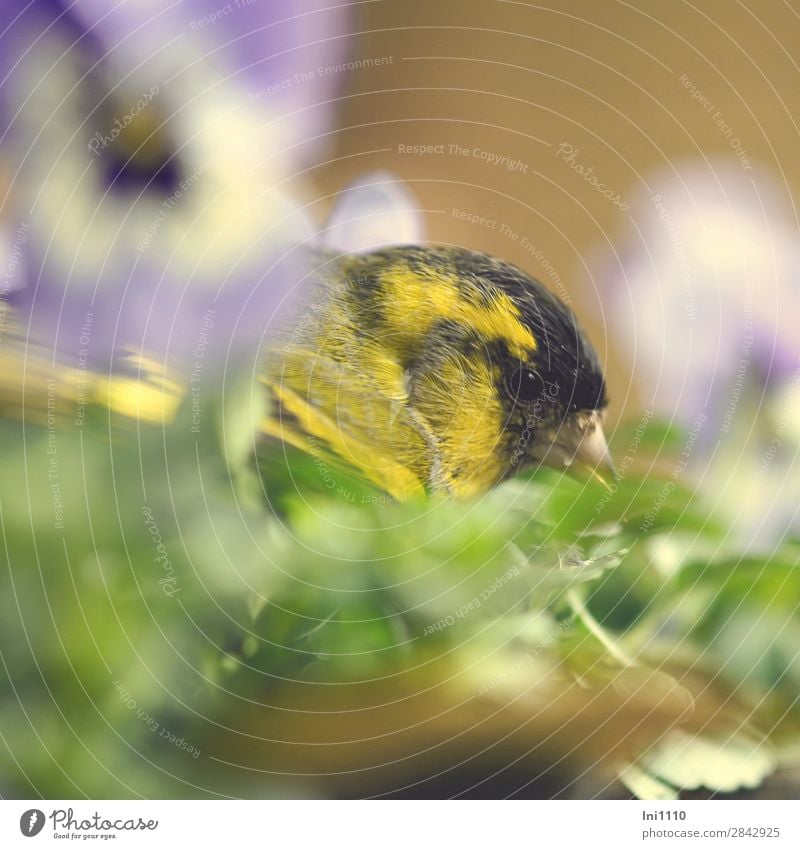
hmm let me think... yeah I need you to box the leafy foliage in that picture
[0,401,797,798]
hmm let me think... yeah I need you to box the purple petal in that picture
[319,171,426,254]
[596,160,800,429]
[0,0,344,378]
[67,0,351,158]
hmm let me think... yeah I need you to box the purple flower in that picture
[596,161,800,431]
[0,0,351,378]
[66,0,351,161]
[595,160,800,543]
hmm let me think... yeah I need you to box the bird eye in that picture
[507,365,545,403]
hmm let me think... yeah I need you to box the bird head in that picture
[365,247,614,495]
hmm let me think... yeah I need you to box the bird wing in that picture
[260,345,436,501]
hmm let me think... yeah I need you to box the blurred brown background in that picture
[311,0,800,421]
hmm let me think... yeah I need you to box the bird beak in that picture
[568,414,616,490]
[539,410,616,490]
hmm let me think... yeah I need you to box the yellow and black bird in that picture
[261,245,613,500]
[0,244,612,500]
